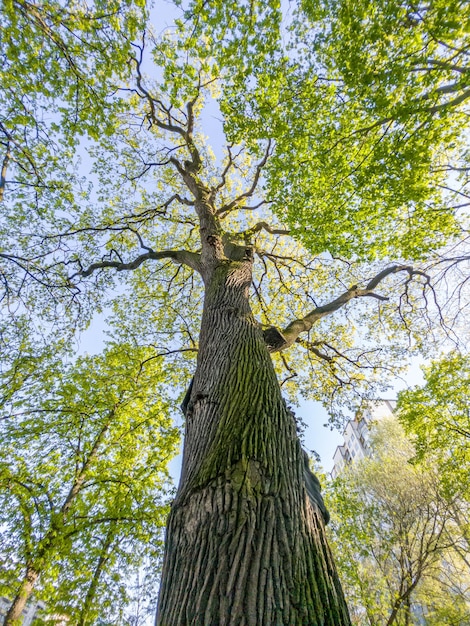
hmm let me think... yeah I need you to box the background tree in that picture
[326,417,470,625]
[398,352,470,577]
[0,0,470,623]
[398,352,470,492]
[0,343,178,624]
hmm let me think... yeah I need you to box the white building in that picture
[330,400,396,479]
[0,597,46,625]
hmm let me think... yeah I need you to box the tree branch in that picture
[72,249,201,279]
[131,36,205,183]
[0,141,10,202]
[264,265,429,352]
[210,144,236,199]
[231,221,290,242]
[217,140,272,216]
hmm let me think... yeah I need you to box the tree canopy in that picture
[1,0,468,368]
[0,0,467,419]
[293,0,470,258]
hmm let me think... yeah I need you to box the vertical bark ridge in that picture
[156,259,351,625]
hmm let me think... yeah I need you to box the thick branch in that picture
[426,86,470,113]
[265,265,428,352]
[413,58,468,75]
[232,221,290,242]
[73,249,201,279]
[132,43,186,140]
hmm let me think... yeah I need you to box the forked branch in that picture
[232,221,290,242]
[264,265,429,352]
[131,35,203,176]
[217,140,272,217]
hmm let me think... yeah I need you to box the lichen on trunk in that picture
[156,258,351,625]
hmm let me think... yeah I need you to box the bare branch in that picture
[210,144,236,199]
[140,347,198,371]
[279,353,298,387]
[72,249,201,279]
[231,221,290,242]
[411,58,469,74]
[265,265,430,352]
[130,35,205,184]
[131,37,186,140]
[217,140,272,216]
[295,338,333,362]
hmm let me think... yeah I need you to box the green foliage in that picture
[152,0,284,107]
[1,0,146,137]
[398,352,470,498]
[217,0,469,259]
[0,342,179,622]
[326,417,470,624]
[277,0,469,259]
[0,0,148,329]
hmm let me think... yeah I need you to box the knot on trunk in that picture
[263,326,287,352]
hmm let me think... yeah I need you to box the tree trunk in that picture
[3,566,39,626]
[156,258,351,625]
[2,416,114,626]
[78,522,116,626]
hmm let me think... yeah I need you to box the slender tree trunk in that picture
[3,566,39,626]
[78,523,116,626]
[3,417,113,626]
[385,579,419,626]
[156,258,351,625]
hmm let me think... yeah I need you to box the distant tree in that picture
[326,417,470,625]
[398,352,470,575]
[0,344,178,625]
[398,352,470,493]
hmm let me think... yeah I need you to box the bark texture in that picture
[156,256,351,625]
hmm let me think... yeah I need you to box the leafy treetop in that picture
[0,0,469,418]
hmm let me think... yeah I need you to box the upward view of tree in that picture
[1,0,469,623]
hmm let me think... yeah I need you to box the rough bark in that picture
[156,255,351,625]
[3,566,39,626]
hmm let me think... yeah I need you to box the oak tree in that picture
[1,0,470,623]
